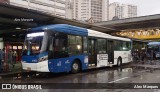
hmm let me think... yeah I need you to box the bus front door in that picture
[88,39,97,67]
[108,40,114,64]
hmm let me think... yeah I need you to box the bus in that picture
[146,42,160,59]
[22,24,132,73]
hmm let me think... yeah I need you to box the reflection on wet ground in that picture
[0,65,134,83]
[1,64,160,92]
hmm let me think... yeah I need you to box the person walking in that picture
[131,49,137,63]
[142,51,145,61]
[2,48,5,72]
[149,49,154,65]
[13,51,17,68]
[13,51,17,63]
[8,50,13,71]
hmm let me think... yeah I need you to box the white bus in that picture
[22,24,132,73]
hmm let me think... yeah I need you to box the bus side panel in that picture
[114,51,131,64]
[48,58,70,73]
[48,54,88,73]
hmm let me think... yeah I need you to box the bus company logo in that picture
[57,61,62,66]
[65,60,70,64]
[2,84,11,89]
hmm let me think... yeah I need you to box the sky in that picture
[110,0,160,16]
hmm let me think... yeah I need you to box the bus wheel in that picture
[71,60,80,73]
[117,58,122,66]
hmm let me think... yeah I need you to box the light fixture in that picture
[16,27,21,30]
[27,32,44,37]
[22,29,27,31]
[12,35,16,36]
[77,45,81,50]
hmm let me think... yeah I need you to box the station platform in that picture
[0,62,22,77]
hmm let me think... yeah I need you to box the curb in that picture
[0,71,38,78]
[0,63,22,77]
[0,71,22,77]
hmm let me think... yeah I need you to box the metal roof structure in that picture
[0,3,115,35]
[1,3,160,40]
[94,14,160,39]
[94,14,160,31]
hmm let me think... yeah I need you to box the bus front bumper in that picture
[21,61,50,72]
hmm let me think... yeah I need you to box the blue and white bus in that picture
[146,42,160,59]
[22,24,132,73]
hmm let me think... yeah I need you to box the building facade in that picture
[109,2,137,20]
[109,2,120,20]
[72,0,109,22]
[121,4,137,18]
[9,0,69,18]
[65,0,73,19]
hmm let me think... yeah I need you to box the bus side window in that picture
[68,35,82,55]
[97,39,106,54]
[54,33,69,59]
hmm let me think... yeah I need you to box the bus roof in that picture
[87,29,131,41]
[29,24,130,41]
[29,24,88,36]
[148,42,160,45]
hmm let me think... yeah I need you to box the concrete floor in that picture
[1,63,160,92]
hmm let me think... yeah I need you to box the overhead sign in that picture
[87,17,94,24]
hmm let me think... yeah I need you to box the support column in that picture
[0,38,4,49]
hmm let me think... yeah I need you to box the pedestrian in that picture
[13,51,17,63]
[146,49,150,61]
[140,50,144,60]
[132,49,137,62]
[8,49,13,71]
[131,48,135,61]
[142,50,145,61]
[0,49,4,73]
[135,49,139,62]
[2,48,5,72]
[13,51,17,68]
[150,49,154,65]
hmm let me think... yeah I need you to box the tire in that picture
[117,58,122,66]
[71,60,80,73]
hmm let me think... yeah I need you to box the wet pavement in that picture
[1,63,160,92]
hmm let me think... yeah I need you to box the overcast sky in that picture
[110,0,160,16]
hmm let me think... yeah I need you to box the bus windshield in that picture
[23,32,48,55]
[147,45,159,52]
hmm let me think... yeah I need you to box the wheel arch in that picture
[118,56,122,62]
[72,58,82,71]
[117,56,122,65]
